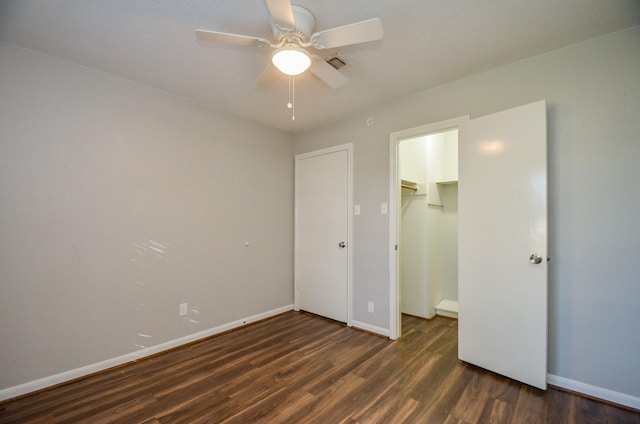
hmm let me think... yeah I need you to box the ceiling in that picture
[1,1,639,133]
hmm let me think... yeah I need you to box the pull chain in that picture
[287,75,295,121]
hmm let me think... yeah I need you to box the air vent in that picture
[326,56,346,70]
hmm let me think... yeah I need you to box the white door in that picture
[458,101,548,389]
[295,145,351,323]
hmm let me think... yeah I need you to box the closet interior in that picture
[399,129,458,319]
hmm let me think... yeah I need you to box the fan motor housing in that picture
[270,5,315,42]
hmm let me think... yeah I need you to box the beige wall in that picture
[0,43,294,391]
[294,27,640,399]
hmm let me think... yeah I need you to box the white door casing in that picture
[458,100,548,389]
[295,144,353,324]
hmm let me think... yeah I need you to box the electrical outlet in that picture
[368,301,374,314]
[179,302,188,316]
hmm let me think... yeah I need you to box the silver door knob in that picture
[338,242,346,248]
[529,253,542,264]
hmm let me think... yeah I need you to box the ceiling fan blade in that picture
[265,0,295,31]
[311,18,383,49]
[310,57,348,89]
[195,30,271,48]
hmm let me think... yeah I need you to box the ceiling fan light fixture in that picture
[272,44,311,76]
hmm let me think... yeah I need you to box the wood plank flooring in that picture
[1,311,638,423]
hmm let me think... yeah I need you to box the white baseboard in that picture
[547,373,640,411]
[0,304,294,402]
[351,320,390,338]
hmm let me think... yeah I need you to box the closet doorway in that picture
[389,116,468,339]
[389,102,548,389]
[399,129,459,321]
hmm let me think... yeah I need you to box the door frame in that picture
[294,143,354,326]
[388,116,468,340]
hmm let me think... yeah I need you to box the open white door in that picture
[458,101,547,389]
[295,144,352,323]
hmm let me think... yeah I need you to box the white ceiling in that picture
[1,1,639,133]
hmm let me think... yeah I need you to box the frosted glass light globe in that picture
[272,45,311,76]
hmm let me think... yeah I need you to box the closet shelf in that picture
[401,179,418,191]
[436,299,459,319]
[436,179,458,185]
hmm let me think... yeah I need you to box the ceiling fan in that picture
[195,0,383,89]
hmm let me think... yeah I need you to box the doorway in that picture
[399,129,459,320]
[389,116,469,340]
[389,101,548,389]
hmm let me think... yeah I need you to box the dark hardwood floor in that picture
[1,311,638,423]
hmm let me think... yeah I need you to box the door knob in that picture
[529,253,542,264]
[338,241,346,248]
